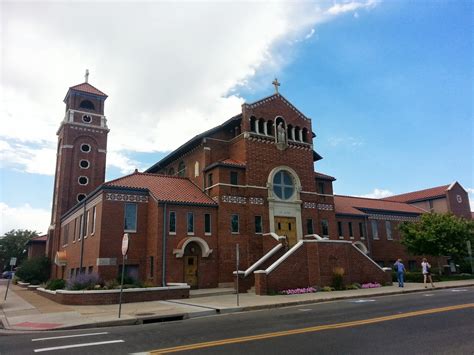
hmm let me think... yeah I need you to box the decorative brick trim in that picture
[105,193,148,203]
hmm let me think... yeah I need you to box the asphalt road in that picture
[1,287,473,354]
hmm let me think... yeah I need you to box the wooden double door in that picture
[275,216,297,247]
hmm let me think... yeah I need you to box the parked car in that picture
[1,271,14,279]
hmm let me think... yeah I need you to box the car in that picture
[1,271,14,279]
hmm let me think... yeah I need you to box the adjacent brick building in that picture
[46,78,471,290]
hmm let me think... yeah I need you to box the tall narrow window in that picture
[124,203,137,232]
[231,214,239,234]
[91,206,96,235]
[187,212,194,234]
[178,161,186,177]
[385,221,392,240]
[84,211,89,238]
[306,219,314,235]
[321,219,329,237]
[337,221,343,237]
[63,224,69,245]
[359,222,364,238]
[205,213,211,235]
[230,171,238,185]
[169,211,176,234]
[348,222,353,237]
[207,173,213,187]
[73,218,77,242]
[371,220,379,239]
[78,214,84,241]
[255,216,263,234]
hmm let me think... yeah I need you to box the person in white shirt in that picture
[421,258,435,288]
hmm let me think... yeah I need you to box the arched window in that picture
[258,119,265,134]
[178,161,186,177]
[168,167,175,176]
[302,128,308,143]
[295,127,302,142]
[79,100,95,110]
[287,125,294,141]
[266,120,273,136]
[250,116,257,133]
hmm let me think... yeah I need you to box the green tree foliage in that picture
[0,229,39,270]
[15,257,50,284]
[399,213,474,262]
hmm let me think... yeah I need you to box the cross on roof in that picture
[272,78,280,94]
[85,69,89,83]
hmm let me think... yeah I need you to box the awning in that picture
[54,250,67,266]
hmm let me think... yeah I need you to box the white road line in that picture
[298,309,312,312]
[350,299,376,303]
[32,332,109,342]
[450,289,468,292]
[34,340,124,352]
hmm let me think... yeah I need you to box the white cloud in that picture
[327,0,378,16]
[0,202,50,235]
[360,188,394,199]
[107,151,145,175]
[305,28,316,39]
[328,136,364,148]
[1,0,379,171]
[0,139,56,175]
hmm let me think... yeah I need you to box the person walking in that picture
[421,258,435,288]
[394,259,406,287]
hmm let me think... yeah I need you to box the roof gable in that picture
[64,83,108,103]
[243,94,309,121]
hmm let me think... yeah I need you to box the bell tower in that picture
[47,72,109,276]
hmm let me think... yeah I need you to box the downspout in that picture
[79,198,87,273]
[162,202,167,287]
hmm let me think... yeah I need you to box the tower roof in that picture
[64,82,108,102]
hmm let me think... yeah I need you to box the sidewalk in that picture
[1,279,473,333]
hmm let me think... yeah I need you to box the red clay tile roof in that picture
[335,195,424,216]
[69,82,108,97]
[314,172,336,181]
[105,172,217,206]
[382,184,450,203]
[204,159,246,172]
[221,159,246,166]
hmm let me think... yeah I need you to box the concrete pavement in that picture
[1,279,473,333]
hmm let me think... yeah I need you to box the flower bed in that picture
[361,282,381,289]
[279,287,317,295]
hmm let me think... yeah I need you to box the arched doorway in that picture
[183,242,202,288]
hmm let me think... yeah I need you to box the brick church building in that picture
[46,77,471,292]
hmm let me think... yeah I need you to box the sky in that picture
[1,0,472,235]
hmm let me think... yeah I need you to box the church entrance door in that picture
[184,256,198,288]
[275,216,297,247]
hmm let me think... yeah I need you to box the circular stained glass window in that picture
[272,170,294,200]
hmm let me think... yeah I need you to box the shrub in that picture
[46,279,66,291]
[15,257,50,284]
[345,283,360,290]
[321,286,334,292]
[67,273,101,290]
[104,279,120,289]
[331,266,345,290]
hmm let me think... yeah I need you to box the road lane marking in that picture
[298,309,312,312]
[349,299,376,303]
[450,289,468,292]
[32,332,109,342]
[149,303,474,354]
[34,340,124,352]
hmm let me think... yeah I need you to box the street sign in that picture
[121,233,129,256]
[10,257,17,266]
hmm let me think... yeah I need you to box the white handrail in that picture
[243,244,284,277]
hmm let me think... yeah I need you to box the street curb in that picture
[1,283,473,333]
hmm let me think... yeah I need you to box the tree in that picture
[399,213,474,273]
[0,229,39,270]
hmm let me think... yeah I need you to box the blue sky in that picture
[1,0,472,234]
